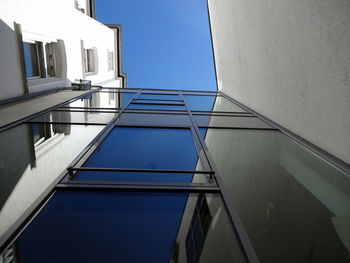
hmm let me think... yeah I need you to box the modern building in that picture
[0,1,349,263]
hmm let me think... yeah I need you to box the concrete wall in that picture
[0,0,120,100]
[207,0,350,164]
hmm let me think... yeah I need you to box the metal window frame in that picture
[2,87,348,263]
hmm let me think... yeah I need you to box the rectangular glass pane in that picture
[63,92,135,109]
[212,96,246,112]
[128,103,186,111]
[135,99,184,104]
[0,124,104,237]
[29,110,117,124]
[204,129,350,262]
[184,95,216,111]
[139,93,180,100]
[194,115,272,129]
[116,113,192,126]
[185,95,246,112]
[75,171,208,183]
[83,127,202,172]
[13,191,246,263]
[23,42,39,78]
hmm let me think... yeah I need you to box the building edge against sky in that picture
[207,0,350,166]
[0,0,127,103]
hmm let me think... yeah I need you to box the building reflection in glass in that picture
[203,128,350,263]
[0,123,104,237]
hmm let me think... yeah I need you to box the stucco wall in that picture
[0,0,118,100]
[207,0,350,164]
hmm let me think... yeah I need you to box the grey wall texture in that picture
[207,0,350,164]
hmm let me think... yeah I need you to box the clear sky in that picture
[96,0,216,91]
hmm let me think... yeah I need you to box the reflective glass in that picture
[204,129,350,262]
[139,93,180,100]
[14,191,246,263]
[29,110,117,124]
[63,92,135,109]
[116,113,192,126]
[185,95,246,112]
[83,128,201,171]
[184,95,215,111]
[0,124,104,237]
[75,171,208,183]
[128,103,186,111]
[23,42,40,78]
[194,115,272,129]
[212,96,246,112]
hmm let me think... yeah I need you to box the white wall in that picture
[208,0,350,164]
[0,0,120,100]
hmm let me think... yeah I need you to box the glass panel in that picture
[29,110,117,124]
[185,95,246,112]
[212,96,246,112]
[204,129,350,262]
[83,127,202,171]
[75,171,208,183]
[13,191,246,263]
[194,115,272,129]
[184,95,216,111]
[128,103,186,111]
[0,124,104,237]
[117,113,192,126]
[139,93,180,100]
[23,42,39,78]
[63,92,135,109]
[135,99,184,104]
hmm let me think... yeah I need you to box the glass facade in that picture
[0,88,349,263]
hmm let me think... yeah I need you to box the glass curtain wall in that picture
[0,88,349,263]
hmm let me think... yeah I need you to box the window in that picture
[23,42,41,78]
[107,50,114,71]
[22,41,57,78]
[84,48,96,73]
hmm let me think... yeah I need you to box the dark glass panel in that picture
[0,124,103,237]
[28,110,117,124]
[75,171,208,183]
[116,113,191,126]
[83,127,200,171]
[14,191,246,263]
[23,42,39,78]
[139,93,180,100]
[128,103,186,111]
[204,129,350,263]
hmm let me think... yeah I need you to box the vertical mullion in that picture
[62,90,142,181]
[180,91,260,263]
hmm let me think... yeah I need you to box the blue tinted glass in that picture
[23,42,39,78]
[84,128,199,170]
[199,128,207,140]
[184,95,216,111]
[16,191,188,263]
[120,92,135,107]
[139,94,180,100]
[75,171,206,183]
[128,103,186,110]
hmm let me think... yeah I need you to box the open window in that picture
[22,40,57,79]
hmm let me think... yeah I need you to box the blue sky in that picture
[96,0,216,91]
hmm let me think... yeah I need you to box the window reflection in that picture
[63,91,135,109]
[204,129,350,262]
[11,191,245,263]
[0,124,104,237]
